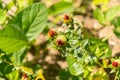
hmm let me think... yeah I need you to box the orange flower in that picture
[112,61,119,67]
[22,74,30,80]
[63,14,72,24]
[48,30,57,38]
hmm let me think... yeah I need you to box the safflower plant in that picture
[0,0,120,79]
[48,14,120,80]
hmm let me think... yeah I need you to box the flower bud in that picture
[22,73,30,80]
[112,61,119,67]
[63,14,72,24]
[48,30,57,38]
[56,35,67,46]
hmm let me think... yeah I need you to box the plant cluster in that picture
[0,1,47,80]
[48,14,120,80]
[0,0,120,80]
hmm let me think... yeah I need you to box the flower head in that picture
[22,73,30,80]
[112,61,119,67]
[48,30,57,38]
[63,14,72,24]
[56,35,67,46]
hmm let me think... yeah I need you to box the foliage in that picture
[47,14,119,79]
[93,4,120,80]
[1,0,120,80]
[48,1,74,15]
[0,1,47,80]
[93,5,120,24]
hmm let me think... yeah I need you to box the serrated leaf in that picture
[66,54,84,76]
[0,24,28,53]
[105,5,120,22]
[93,8,105,24]
[48,1,74,15]
[10,2,48,41]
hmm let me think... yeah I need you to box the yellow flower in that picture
[35,69,45,80]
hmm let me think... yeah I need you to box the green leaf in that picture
[105,5,120,22]
[5,1,14,10]
[93,8,105,24]
[6,70,19,80]
[0,24,28,53]
[48,1,74,15]
[4,65,14,74]
[0,9,6,24]
[80,39,89,48]
[59,69,71,80]
[111,17,120,38]
[0,62,9,75]
[17,0,34,9]
[90,38,111,59]
[0,0,2,8]
[66,54,84,76]
[111,17,120,27]
[13,46,27,66]
[21,66,33,75]
[10,2,48,41]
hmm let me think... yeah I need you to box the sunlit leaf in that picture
[0,24,28,53]
[48,1,74,15]
[105,5,120,22]
[89,38,111,59]
[0,9,6,24]
[21,66,33,75]
[10,2,48,41]
[111,17,120,38]
[13,46,27,66]
[93,8,105,24]
[6,70,19,80]
[17,0,34,9]
[66,54,84,76]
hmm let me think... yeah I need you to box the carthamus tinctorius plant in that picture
[111,59,120,79]
[48,14,113,79]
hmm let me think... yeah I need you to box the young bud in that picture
[22,74,30,80]
[112,61,119,67]
[48,30,57,38]
[56,35,67,46]
[63,14,72,24]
